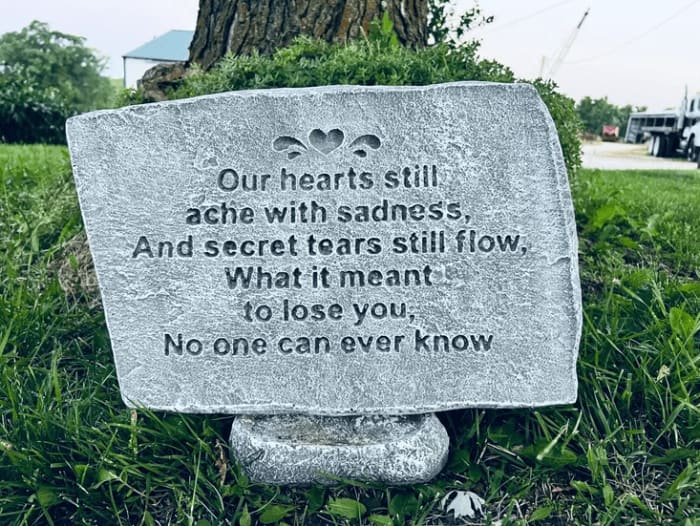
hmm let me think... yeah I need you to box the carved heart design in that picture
[309,129,344,154]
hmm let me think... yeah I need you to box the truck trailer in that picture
[625,93,700,162]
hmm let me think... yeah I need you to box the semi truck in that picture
[625,92,700,162]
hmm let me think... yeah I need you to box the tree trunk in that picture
[189,0,429,71]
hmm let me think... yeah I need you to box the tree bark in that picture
[189,0,429,71]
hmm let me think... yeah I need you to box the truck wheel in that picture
[654,136,669,157]
[661,136,670,157]
[687,138,696,161]
[652,136,662,157]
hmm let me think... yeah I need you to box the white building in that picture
[123,30,194,88]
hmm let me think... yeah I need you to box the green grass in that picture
[1,146,699,525]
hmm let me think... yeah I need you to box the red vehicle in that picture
[601,125,619,142]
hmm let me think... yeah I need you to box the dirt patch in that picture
[49,231,101,309]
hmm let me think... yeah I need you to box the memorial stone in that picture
[67,82,582,484]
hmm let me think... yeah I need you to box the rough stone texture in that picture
[230,413,449,485]
[66,82,582,415]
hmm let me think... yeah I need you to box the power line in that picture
[476,0,578,34]
[565,0,700,64]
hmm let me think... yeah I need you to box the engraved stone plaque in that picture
[67,82,581,415]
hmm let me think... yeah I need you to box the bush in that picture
[166,34,581,175]
[0,78,72,144]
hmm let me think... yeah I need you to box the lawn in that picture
[1,144,698,525]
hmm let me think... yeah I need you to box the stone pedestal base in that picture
[230,413,449,485]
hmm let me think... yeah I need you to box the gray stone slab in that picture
[66,82,581,415]
[230,413,449,485]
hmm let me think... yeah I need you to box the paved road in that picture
[582,141,697,170]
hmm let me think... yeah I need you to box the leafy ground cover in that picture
[1,145,698,525]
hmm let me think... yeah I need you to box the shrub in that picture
[167,34,581,175]
[0,77,72,144]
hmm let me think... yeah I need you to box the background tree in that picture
[139,0,491,100]
[576,96,645,138]
[0,21,113,144]
[189,0,429,71]
[427,0,493,45]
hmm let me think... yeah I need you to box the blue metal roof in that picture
[123,30,194,61]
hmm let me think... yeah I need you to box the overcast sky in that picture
[2,0,698,110]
